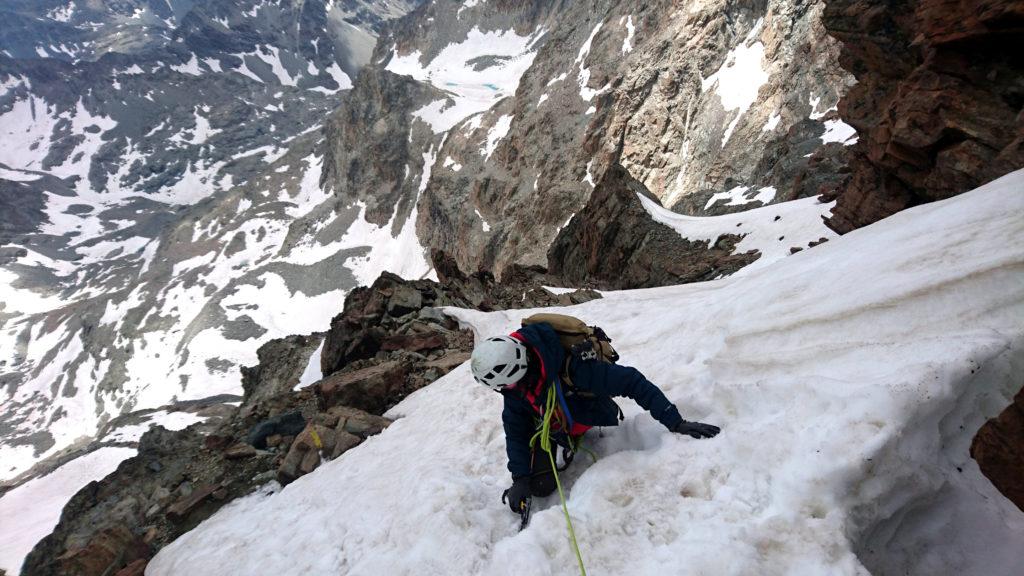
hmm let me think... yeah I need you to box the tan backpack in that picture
[520,313,619,386]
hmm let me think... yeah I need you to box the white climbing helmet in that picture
[470,336,529,390]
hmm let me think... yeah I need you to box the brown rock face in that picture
[548,163,759,289]
[54,526,150,576]
[316,361,409,415]
[972,387,1024,512]
[380,331,446,353]
[113,559,148,576]
[822,0,1024,232]
[165,484,221,522]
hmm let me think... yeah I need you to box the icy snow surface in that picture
[0,447,136,574]
[481,114,513,160]
[149,172,1024,575]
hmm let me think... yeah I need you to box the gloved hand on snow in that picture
[502,477,531,513]
[673,419,720,439]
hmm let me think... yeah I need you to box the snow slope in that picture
[148,170,1024,575]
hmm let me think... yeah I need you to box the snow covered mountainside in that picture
[1,0,849,490]
[148,171,1024,575]
[0,0,422,484]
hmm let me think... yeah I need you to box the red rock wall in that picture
[972,387,1024,512]
[822,0,1024,232]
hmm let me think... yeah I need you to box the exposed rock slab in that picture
[973,387,1024,512]
[822,0,1024,232]
[548,163,758,289]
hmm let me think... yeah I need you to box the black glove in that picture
[501,477,531,513]
[673,419,721,439]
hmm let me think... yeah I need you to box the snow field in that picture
[704,184,777,210]
[386,26,544,133]
[638,193,837,275]
[149,172,1024,575]
[1,145,428,481]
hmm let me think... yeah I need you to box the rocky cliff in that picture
[548,163,758,288]
[973,387,1024,512]
[406,0,854,275]
[821,0,1024,232]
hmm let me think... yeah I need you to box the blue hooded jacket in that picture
[501,322,684,479]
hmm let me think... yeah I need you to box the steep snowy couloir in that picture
[148,171,1024,575]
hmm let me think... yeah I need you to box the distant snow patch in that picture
[576,22,610,102]
[325,63,352,90]
[546,72,568,86]
[258,46,296,86]
[543,286,581,295]
[701,20,768,146]
[808,95,836,120]
[222,273,343,335]
[821,119,858,145]
[621,15,635,53]
[0,167,42,182]
[104,410,205,443]
[704,185,777,211]
[638,193,836,274]
[443,156,463,172]
[171,54,203,76]
[387,26,544,133]
[475,209,492,232]
[481,114,513,160]
[762,112,781,132]
[583,160,596,188]
[47,3,75,22]
[295,340,325,390]
[458,0,482,18]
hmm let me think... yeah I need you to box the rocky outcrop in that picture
[276,407,391,485]
[972,387,1024,512]
[822,0,1024,232]
[319,266,601,377]
[240,333,325,407]
[321,67,445,226]
[548,163,758,289]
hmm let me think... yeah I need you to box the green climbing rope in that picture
[529,383,587,576]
